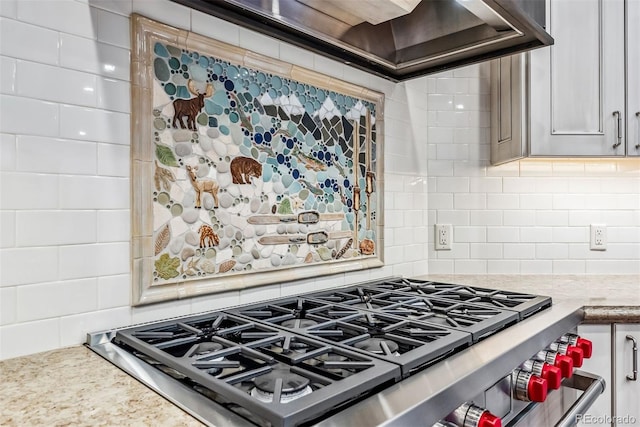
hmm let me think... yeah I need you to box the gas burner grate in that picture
[369,278,552,320]
[307,286,520,342]
[232,299,472,377]
[114,311,398,427]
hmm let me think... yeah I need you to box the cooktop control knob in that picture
[447,402,502,427]
[559,333,593,358]
[512,369,548,402]
[549,341,584,367]
[536,350,574,378]
[521,359,562,389]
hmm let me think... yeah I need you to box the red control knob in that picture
[536,350,574,378]
[553,354,574,378]
[513,369,548,402]
[521,359,562,390]
[540,363,562,390]
[565,345,584,367]
[527,375,548,402]
[559,334,593,358]
[478,412,502,427]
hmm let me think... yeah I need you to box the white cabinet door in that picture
[628,0,640,156]
[530,0,626,156]
[614,324,640,425]
[577,324,613,427]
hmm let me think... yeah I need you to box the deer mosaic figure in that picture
[186,165,219,209]
[198,224,219,248]
[172,80,213,131]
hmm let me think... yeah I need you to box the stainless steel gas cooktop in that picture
[88,276,594,427]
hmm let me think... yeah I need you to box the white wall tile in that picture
[97,143,129,176]
[503,243,535,259]
[454,226,486,242]
[16,210,96,247]
[0,56,16,94]
[0,0,17,18]
[97,274,130,309]
[488,260,519,274]
[454,259,487,274]
[0,17,60,65]
[552,260,585,274]
[0,211,15,248]
[17,0,97,39]
[97,210,129,242]
[519,227,553,243]
[59,306,131,347]
[60,104,129,144]
[16,136,97,175]
[97,78,130,112]
[130,298,191,325]
[0,318,60,360]
[239,284,281,304]
[16,278,98,321]
[535,244,569,259]
[469,210,501,226]
[59,175,128,209]
[97,9,130,48]
[454,193,486,209]
[0,95,58,137]
[16,60,97,107]
[521,260,552,274]
[89,0,133,16]
[0,247,58,287]
[60,33,130,80]
[59,242,129,279]
[487,227,519,242]
[469,243,502,259]
[536,211,569,226]
[190,291,240,313]
[0,172,59,209]
[239,28,279,59]
[0,133,16,170]
[132,0,190,29]
[0,287,16,325]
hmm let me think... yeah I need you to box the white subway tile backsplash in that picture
[239,28,279,59]
[0,318,60,360]
[279,43,315,70]
[0,133,16,171]
[536,211,569,226]
[97,78,130,113]
[535,244,569,259]
[0,211,15,248]
[454,193,486,209]
[455,226,486,242]
[0,17,60,65]
[552,227,587,243]
[16,210,96,247]
[520,194,553,210]
[487,227,519,242]
[60,33,130,80]
[469,210,501,226]
[132,0,190,29]
[190,291,240,313]
[0,56,16,94]
[503,243,535,259]
[16,278,98,322]
[0,287,16,325]
[59,175,129,209]
[97,143,129,176]
[519,227,553,243]
[97,274,130,309]
[586,260,640,274]
[60,104,129,144]
[191,10,239,46]
[239,284,281,305]
[97,9,130,48]
[0,95,58,137]
[16,136,97,175]
[59,242,129,279]
[0,172,59,209]
[0,0,16,18]
[0,247,58,286]
[89,0,133,16]
[97,210,129,242]
[521,260,553,274]
[454,259,487,274]
[130,297,191,325]
[503,210,535,226]
[439,210,470,225]
[469,243,502,259]
[487,260,519,274]
[17,0,97,39]
[59,306,131,347]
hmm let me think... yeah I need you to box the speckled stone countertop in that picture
[1,274,638,426]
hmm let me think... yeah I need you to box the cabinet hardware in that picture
[613,111,622,148]
[626,335,638,381]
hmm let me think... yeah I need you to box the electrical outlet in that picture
[435,224,452,250]
[590,224,607,251]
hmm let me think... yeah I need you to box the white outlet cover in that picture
[590,224,607,251]
[435,224,452,250]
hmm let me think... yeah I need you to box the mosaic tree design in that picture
[132,15,384,304]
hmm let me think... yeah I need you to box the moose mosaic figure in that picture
[186,165,219,209]
[172,80,213,130]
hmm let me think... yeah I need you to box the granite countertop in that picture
[1,274,638,426]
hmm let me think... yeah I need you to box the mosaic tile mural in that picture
[132,16,384,304]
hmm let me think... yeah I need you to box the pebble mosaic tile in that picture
[131,16,384,304]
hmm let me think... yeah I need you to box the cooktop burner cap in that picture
[354,337,400,355]
[254,367,311,394]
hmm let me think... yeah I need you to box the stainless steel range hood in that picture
[172,0,553,81]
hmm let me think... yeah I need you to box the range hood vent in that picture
[173,0,553,81]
